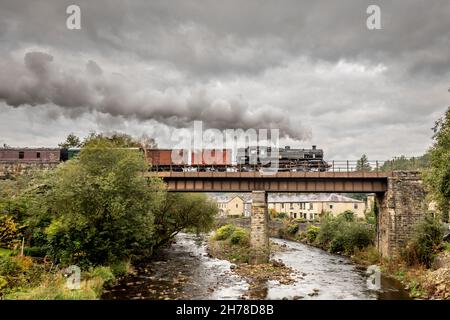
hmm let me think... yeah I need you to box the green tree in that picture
[29,137,165,266]
[380,154,430,172]
[424,107,450,222]
[58,133,82,149]
[151,193,217,250]
[355,154,372,172]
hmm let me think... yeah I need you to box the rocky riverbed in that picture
[102,233,410,300]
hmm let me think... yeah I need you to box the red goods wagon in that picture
[0,148,60,163]
[146,149,188,167]
[191,149,232,166]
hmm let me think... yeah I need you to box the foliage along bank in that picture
[0,133,218,299]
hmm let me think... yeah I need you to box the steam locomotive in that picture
[145,145,329,172]
[0,145,329,172]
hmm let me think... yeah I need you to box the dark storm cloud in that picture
[0,0,449,157]
[0,51,309,139]
[1,0,449,76]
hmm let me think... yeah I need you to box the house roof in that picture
[211,193,364,204]
[213,194,244,203]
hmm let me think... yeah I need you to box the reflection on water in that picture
[268,238,410,300]
[103,233,410,300]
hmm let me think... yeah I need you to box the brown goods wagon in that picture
[0,148,60,163]
[191,149,232,166]
[146,149,187,166]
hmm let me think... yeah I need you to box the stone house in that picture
[215,195,245,217]
[212,193,367,220]
[268,193,366,220]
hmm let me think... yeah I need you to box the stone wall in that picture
[376,171,427,257]
[250,190,269,264]
[0,162,58,179]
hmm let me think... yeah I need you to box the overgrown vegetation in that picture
[401,214,443,267]
[210,224,251,262]
[313,213,375,255]
[423,106,450,222]
[0,132,217,299]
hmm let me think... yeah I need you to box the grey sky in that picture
[0,0,449,159]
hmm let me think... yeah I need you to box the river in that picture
[102,233,410,300]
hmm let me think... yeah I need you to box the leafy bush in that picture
[277,212,289,219]
[23,247,47,258]
[88,266,115,286]
[109,260,131,277]
[365,210,377,225]
[306,225,320,243]
[229,228,249,246]
[293,218,306,223]
[339,210,355,222]
[0,215,21,249]
[402,214,443,267]
[286,223,299,235]
[316,215,374,254]
[214,224,236,241]
[0,255,44,293]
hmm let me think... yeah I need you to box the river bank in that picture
[103,233,410,300]
[276,222,450,300]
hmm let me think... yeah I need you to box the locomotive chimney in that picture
[312,145,316,150]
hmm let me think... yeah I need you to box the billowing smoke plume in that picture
[0,51,310,140]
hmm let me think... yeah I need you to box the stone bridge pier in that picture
[250,191,270,264]
[376,171,428,258]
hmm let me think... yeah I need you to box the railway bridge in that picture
[146,170,427,263]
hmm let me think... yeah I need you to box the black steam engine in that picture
[236,145,329,172]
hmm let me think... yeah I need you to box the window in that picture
[236,203,238,208]
[329,204,333,209]
[36,152,41,159]
[282,203,284,209]
[309,203,313,210]
[354,204,358,209]
[19,151,24,159]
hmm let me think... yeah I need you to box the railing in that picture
[149,156,426,173]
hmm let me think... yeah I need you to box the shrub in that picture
[352,246,380,265]
[277,212,289,220]
[0,215,21,249]
[339,210,355,222]
[293,218,306,223]
[0,255,44,292]
[88,266,115,286]
[214,224,236,241]
[109,260,131,277]
[316,215,374,254]
[402,214,443,267]
[286,223,299,235]
[229,228,249,246]
[24,247,47,258]
[306,225,320,243]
